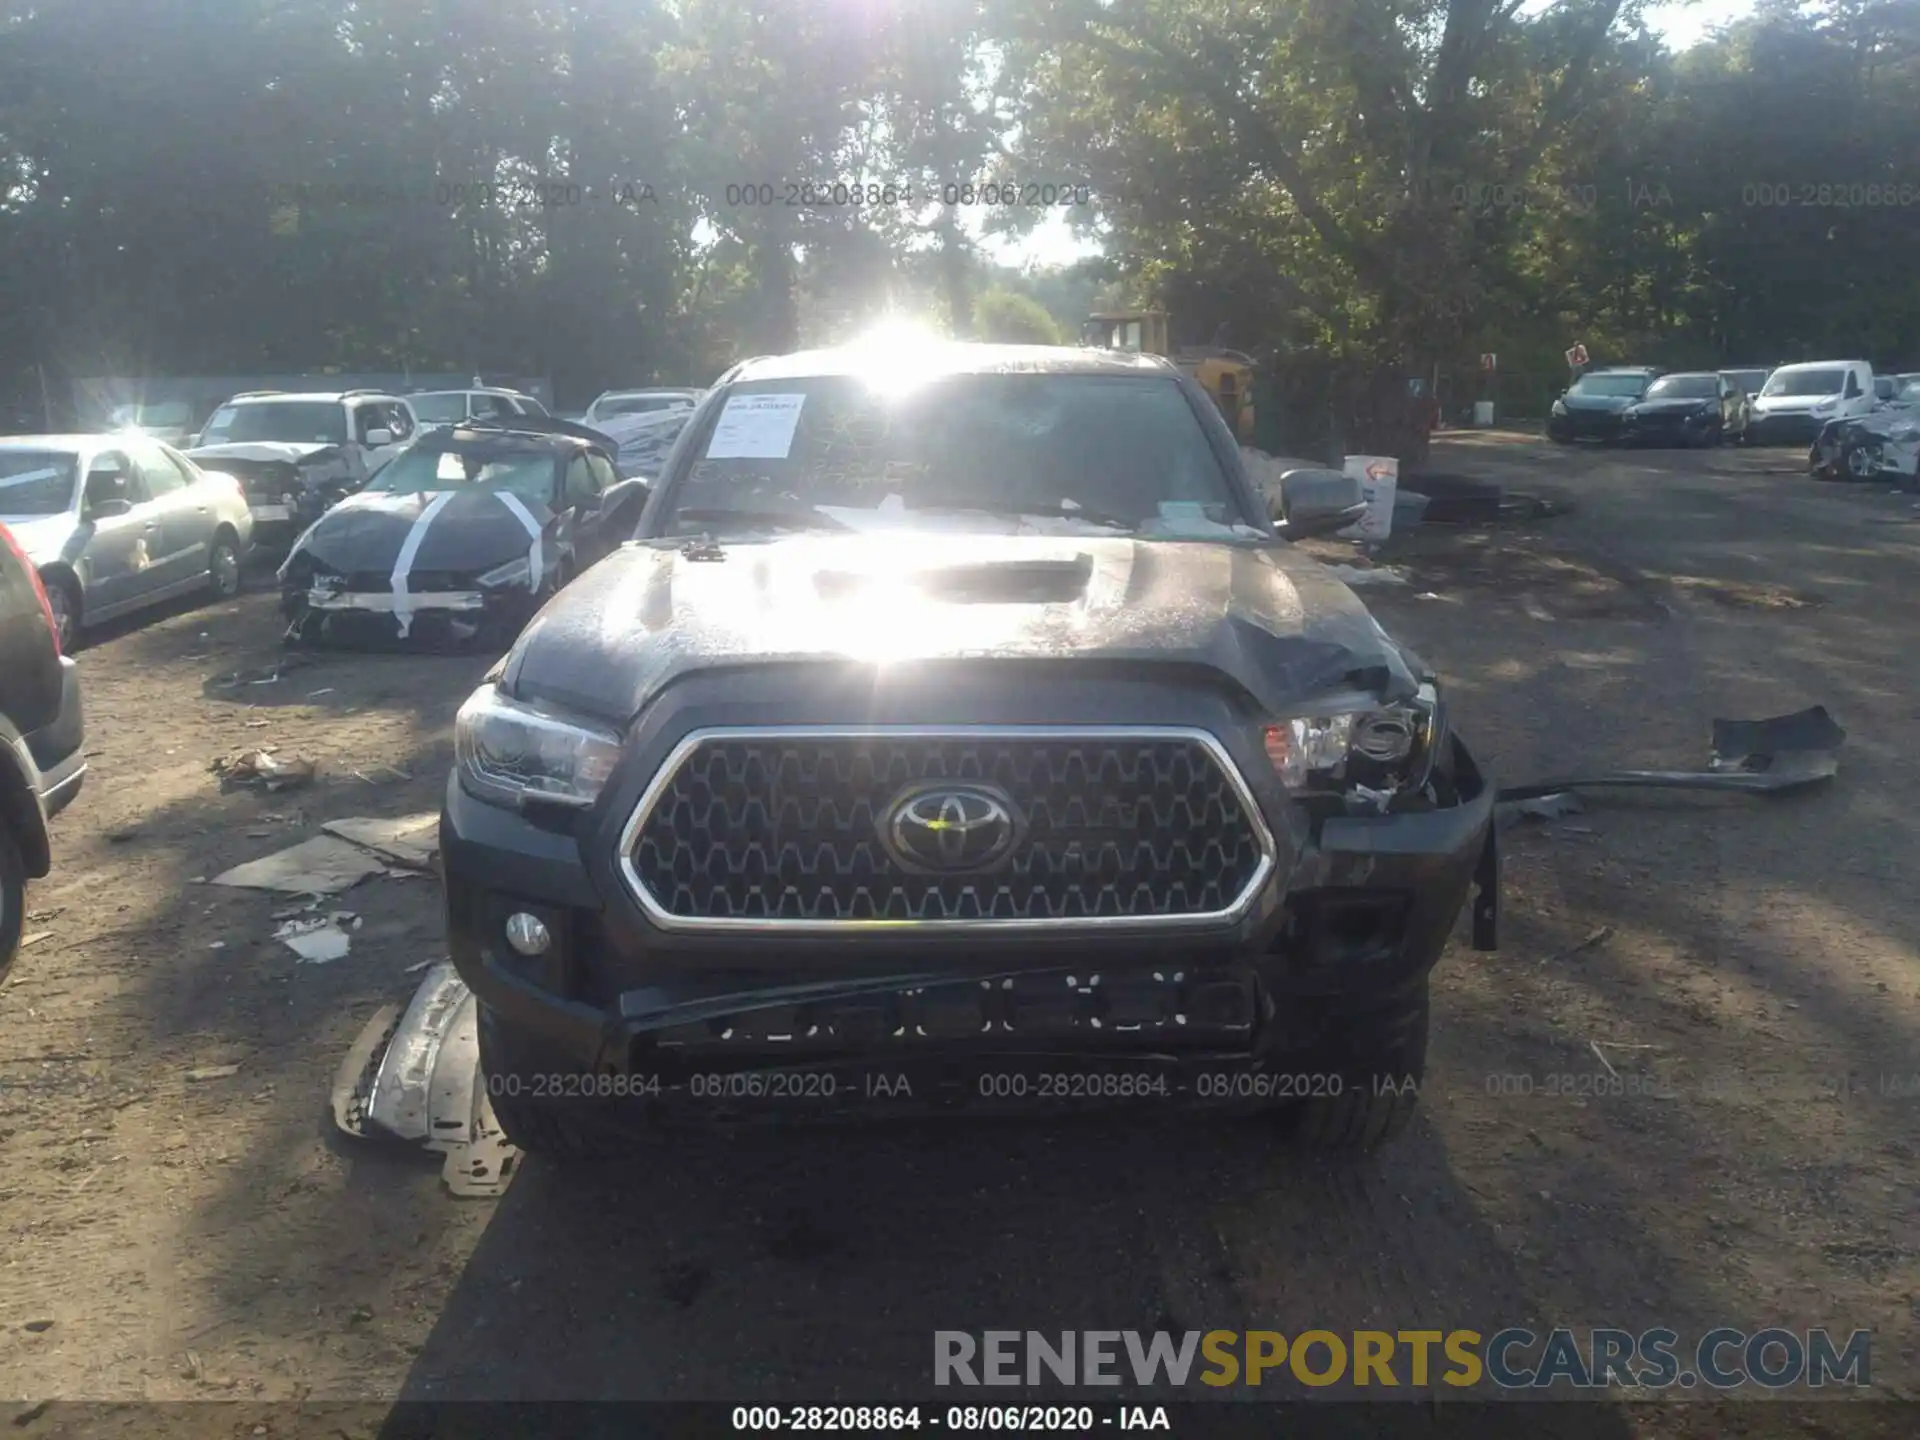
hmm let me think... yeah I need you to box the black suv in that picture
[0,522,85,972]
[442,345,1498,1158]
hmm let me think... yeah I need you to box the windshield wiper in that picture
[908,500,1138,530]
[669,506,855,535]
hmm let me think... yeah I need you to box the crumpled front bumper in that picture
[1750,411,1829,445]
[441,730,1498,1109]
[1548,409,1629,441]
[1811,421,1920,482]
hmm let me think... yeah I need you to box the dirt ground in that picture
[2,436,1916,1428]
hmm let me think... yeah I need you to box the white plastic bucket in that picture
[1473,400,1495,427]
[1339,455,1399,541]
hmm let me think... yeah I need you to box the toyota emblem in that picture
[880,783,1021,874]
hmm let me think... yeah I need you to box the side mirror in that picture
[1275,468,1369,540]
[363,428,394,447]
[601,476,650,520]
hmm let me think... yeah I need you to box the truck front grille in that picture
[618,727,1276,932]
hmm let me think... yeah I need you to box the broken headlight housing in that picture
[1262,683,1446,799]
[455,684,622,810]
[476,555,532,589]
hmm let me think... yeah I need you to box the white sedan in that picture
[582,387,703,424]
[0,434,254,651]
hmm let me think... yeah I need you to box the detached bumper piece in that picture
[331,961,520,1196]
[1498,706,1845,801]
[1548,413,1626,442]
[288,581,533,650]
[1623,414,1712,446]
[308,588,486,614]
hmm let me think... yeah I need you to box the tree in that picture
[997,0,1648,457]
[975,288,1063,343]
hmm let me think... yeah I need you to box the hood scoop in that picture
[814,553,1095,606]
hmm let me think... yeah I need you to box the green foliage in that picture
[974,289,1064,344]
[0,0,1913,426]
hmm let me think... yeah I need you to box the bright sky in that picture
[984,0,1763,269]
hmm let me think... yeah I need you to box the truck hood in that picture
[501,533,1426,726]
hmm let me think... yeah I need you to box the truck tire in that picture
[1288,985,1429,1153]
[477,1001,629,1161]
[0,821,25,980]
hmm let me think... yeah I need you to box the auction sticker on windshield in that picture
[707,393,805,459]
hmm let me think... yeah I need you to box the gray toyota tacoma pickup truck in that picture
[442,342,1498,1158]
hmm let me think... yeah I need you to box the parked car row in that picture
[1547,360,1916,464]
[0,375,703,652]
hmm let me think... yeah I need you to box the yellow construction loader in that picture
[1081,308,1257,440]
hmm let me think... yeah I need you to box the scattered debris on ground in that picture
[211,835,391,895]
[210,748,317,793]
[274,912,360,964]
[185,1064,242,1083]
[322,814,438,870]
[1498,792,1585,827]
[212,657,313,689]
[1665,575,1828,610]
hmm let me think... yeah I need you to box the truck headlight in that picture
[455,685,621,809]
[1262,683,1445,796]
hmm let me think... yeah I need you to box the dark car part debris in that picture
[1498,706,1845,801]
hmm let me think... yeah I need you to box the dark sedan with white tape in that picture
[276,419,648,646]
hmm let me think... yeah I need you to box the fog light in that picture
[504,911,551,956]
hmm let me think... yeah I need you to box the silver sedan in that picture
[0,434,255,651]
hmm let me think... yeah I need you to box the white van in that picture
[1748,360,1875,445]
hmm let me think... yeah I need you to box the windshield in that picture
[1762,368,1844,397]
[653,372,1246,540]
[607,409,694,477]
[1643,375,1716,399]
[1569,374,1651,397]
[0,451,80,517]
[361,445,555,502]
[198,400,348,446]
[407,393,469,424]
[110,401,191,428]
[595,393,692,418]
[1725,371,1770,393]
